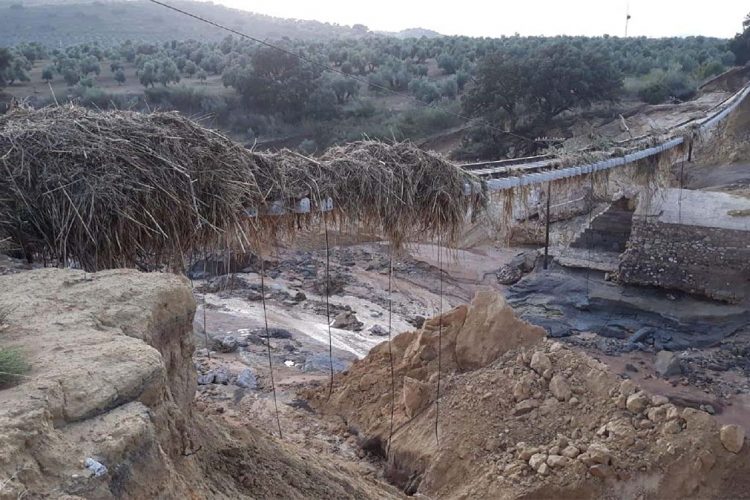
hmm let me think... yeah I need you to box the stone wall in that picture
[619,218,750,303]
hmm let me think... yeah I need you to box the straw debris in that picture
[0,105,485,270]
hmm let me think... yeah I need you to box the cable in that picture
[385,248,396,457]
[323,211,334,399]
[146,0,536,144]
[259,247,283,439]
[435,234,443,445]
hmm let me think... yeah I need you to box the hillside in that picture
[0,0,372,46]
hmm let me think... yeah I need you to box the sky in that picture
[212,0,748,38]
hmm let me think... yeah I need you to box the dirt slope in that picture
[0,268,399,499]
[306,290,750,499]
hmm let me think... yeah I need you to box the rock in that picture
[619,379,637,397]
[651,395,669,406]
[512,399,540,416]
[250,327,293,339]
[368,324,389,337]
[235,368,257,389]
[530,352,552,375]
[292,291,307,302]
[332,311,364,331]
[655,350,682,377]
[720,424,745,453]
[646,406,668,423]
[561,445,580,458]
[586,444,612,465]
[663,420,682,435]
[626,392,650,414]
[303,353,349,373]
[407,315,426,329]
[402,377,432,418]
[549,374,572,401]
[528,453,547,471]
[213,366,230,385]
[537,463,550,475]
[454,292,545,371]
[589,464,613,479]
[513,377,532,402]
[213,335,238,353]
[518,446,541,461]
[197,373,215,385]
[547,455,571,467]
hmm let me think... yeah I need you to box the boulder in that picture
[528,453,547,471]
[549,374,572,401]
[213,366,230,385]
[655,350,682,377]
[512,399,540,416]
[530,352,552,375]
[213,335,238,353]
[235,368,257,389]
[626,392,650,414]
[402,377,431,418]
[368,324,389,337]
[720,424,746,453]
[547,455,572,467]
[332,311,364,331]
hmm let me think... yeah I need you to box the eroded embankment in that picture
[306,290,750,499]
[0,268,400,499]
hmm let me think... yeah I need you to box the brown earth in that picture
[306,290,750,499]
[0,268,399,499]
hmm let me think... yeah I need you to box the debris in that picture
[84,458,107,478]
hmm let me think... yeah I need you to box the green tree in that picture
[184,60,197,77]
[62,67,81,86]
[729,13,750,65]
[196,69,207,84]
[0,48,12,87]
[114,69,126,85]
[41,65,54,83]
[157,58,180,86]
[139,61,157,87]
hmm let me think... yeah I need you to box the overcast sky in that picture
[212,0,748,38]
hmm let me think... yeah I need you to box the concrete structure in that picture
[618,189,750,303]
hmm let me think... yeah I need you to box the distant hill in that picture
[390,28,444,39]
[0,0,373,46]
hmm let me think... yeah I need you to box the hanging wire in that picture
[202,249,210,359]
[585,175,595,299]
[259,246,283,439]
[434,234,443,445]
[678,154,685,225]
[323,211,334,399]
[385,248,396,457]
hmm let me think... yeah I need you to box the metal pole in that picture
[543,182,551,270]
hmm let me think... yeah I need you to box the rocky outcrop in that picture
[0,269,399,499]
[0,269,198,499]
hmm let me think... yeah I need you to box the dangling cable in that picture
[202,249,210,359]
[586,174,594,300]
[385,247,396,457]
[259,246,283,439]
[678,155,685,225]
[323,211,334,399]
[435,234,443,445]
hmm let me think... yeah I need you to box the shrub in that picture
[0,348,29,388]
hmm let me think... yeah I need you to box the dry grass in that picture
[0,105,485,270]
